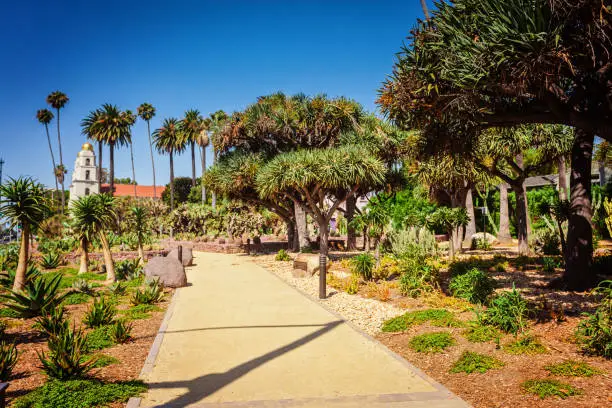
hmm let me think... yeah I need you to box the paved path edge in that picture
[127,284,182,408]
[250,255,471,407]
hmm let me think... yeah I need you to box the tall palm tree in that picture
[46,91,69,211]
[207,110,228,210]
[180,109,204,188]
[81,109,105,191]
[123,110,138,197]
[0,177,50,291]
[198,119,211,204]
[70,195,101,274]
[153,118,184,211]
[36,109,59,203]
[137,103,157,198]
[420,0,430,20]
[81,104,131,195]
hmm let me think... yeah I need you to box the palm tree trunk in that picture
[44,124,59,207]
[498,183,512,243]
[200,146,206,205]
[56,108,65,213]
[318,219,329,299]
[137,235,145,263]
[563,129,595,289]
[13,223,30,291]
[170,151,175,211]
[147,121,157,199]
[191,141,196,187]
[558,156,568,199]
[99,232,115,281]
[512,183,530,255]
[420,0,430,20]
[109,142,115,195]
[98,141,103,191]
[79,237,88,274]
[211,147,217,210]
[130,142,137,197]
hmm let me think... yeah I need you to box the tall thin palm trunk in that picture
[211,147,217,210]
[56,108,65,212]
[79,237,89,274]
[191,141,196,187]
[558,156,568,199]
[420,0,430,20]
[200,145,206,205]
[146,120,157,199]
[98,141,103,191]
[130,142,137,197]
[44,124,59,206]
[13,223,30,291]
[169,151,175,211]
[109,143,115,195]
[498,183,512,242]
[99,232,115,281]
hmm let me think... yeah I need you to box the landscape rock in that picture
[470,232,499,249]
[293,253,328,277]
[145,256,187,288]
[168,247,193,266]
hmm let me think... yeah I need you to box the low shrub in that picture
[275,249,291,261]
[448,268,495,304]
[382,309,461,332]
[463,324,501,343]
[12,379,147,408]
[90,354,120,368]
[505,334,547,355]
[85,326,114,352]
[541,257,560,273]
[450,351,504,374]
[575,280,612,359]
[83,297,116,328]
[532,229,561,255]
[0,341,18,381]
[544,360,602,377]
[494,261,509,272]
[350,253,375,281]
[409,332,454,353]
[483,286,529,334]
[398,262,438,298]
[363,281,392,302]
[39,253,62,270]
[344,275,360,295]
[2,274,71,318]
[121,304,160,321]
[72,279,95,295]
[107,282,127,296]
[62,292,91,306]
[109,320,133,344]
[473,238,492,251]
[521,379,581,399]
[39,326,96,380]
[372,256,400,280]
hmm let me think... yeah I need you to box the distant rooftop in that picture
[101,184,165,199]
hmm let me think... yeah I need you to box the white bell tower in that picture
[69,143,99,203]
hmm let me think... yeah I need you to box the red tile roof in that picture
[101,184,166,199]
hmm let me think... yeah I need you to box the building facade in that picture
[69,143,99,203]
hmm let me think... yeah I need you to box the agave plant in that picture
[39,252,62,269]
[110,319,133,344]
[0,265,41,289]
[107,281,127,296]
[38,325,96,380]
[131,278,163,305]
[115,259,143,281]
[0,341,18,381]
[1,274,71,318]
[35,306,69,337]
[71,278,94,295]
[83,296,116,328]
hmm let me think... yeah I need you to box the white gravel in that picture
[253,255,404,335]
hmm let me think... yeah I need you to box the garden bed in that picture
[254,251,612,408]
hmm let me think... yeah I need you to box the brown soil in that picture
[2,274,171,404]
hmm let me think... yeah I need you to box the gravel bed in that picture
[252,255,404,335]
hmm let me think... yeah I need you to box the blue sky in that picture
[0,0,430,188]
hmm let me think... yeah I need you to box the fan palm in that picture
[137,103,157,197]
[81,109,105,190]
[180,109,205,188]
[70,194,117,279]
[198,119,211,204]
[153,118,185,211]
[0,177,50,291]
[36,109,59,202]
[207,110,228,210]
[46,91,69,211]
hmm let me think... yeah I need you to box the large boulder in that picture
[144,256,187,288]
[167,247,193,266]
[470,232,499,249]
[292,253,329,278]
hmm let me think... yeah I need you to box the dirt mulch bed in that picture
[3,286,171,404]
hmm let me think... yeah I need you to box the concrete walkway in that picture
[138,252,469,408]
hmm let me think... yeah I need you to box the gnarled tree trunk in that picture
[498,183,512,243]
[294,201,310,251]
[558,156,568,199]
[99,232,115,282]
[345,194,357,250]
[512,183,530,255]
[464,188,477,245]
[563,129,594,290]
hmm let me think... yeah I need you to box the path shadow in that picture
[146,320,343,407]
[163,322,341,334]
